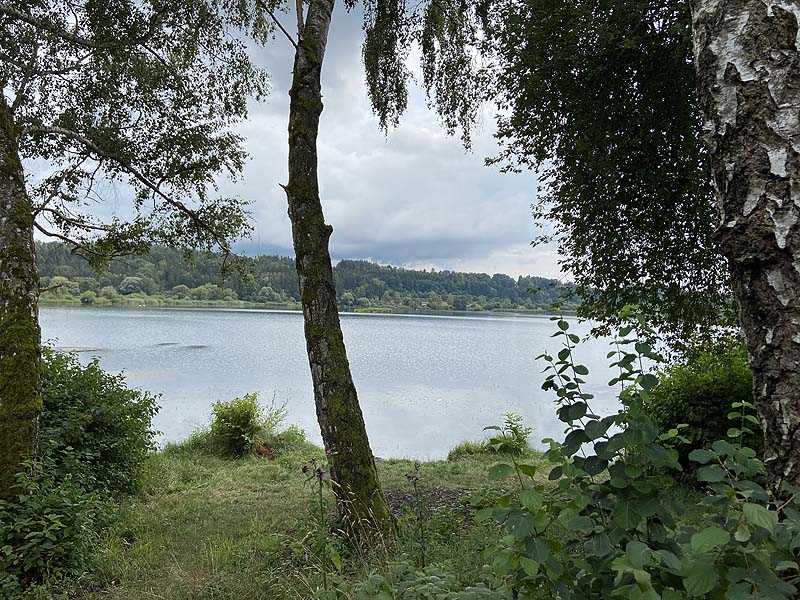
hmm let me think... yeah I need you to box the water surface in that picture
[40,307,619,459]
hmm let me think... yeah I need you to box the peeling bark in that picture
[691,0,800,493]
[283,0,394,536]
[0,95,41,501]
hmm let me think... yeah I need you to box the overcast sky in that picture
[215,9,563,280]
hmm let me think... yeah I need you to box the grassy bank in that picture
[72,437,544,600]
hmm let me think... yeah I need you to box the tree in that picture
[0,0,268,499]
[478,0,729,345]
[280,0,396,536]
[691,0,800,493]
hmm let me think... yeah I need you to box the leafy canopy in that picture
[360,0,730,346]
[1,0,273,265]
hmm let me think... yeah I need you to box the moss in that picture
[0,97,42,500]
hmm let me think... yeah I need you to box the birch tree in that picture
[0,0,268,500]
[691,0,800,493]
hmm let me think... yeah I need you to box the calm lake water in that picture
[39,307,620,459]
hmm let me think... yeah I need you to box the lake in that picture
[39,307,620,459]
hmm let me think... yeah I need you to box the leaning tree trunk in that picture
[283,0,394,537]
[0,95,42,501]
[691,0,800,494]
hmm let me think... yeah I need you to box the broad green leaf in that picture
[696,465,726,483]
[691,526,730,553]
[734,524,751,542]
[612,501,642,530]
[742,502,777,534]
[626,541,651,569]
[687,449,714,464]
[519,556,540,576]
[683,562,718,596]
[517,463,538,478]
[567,515,594,534]
[488,462,515,481]
[520,489,543,513]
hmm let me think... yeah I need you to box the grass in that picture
[70,432,543,600]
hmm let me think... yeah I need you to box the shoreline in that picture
[39,298,577,318]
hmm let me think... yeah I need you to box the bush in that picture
[448,414,533,461]
[209,393,277,457]
[41,349,159,495]
[647,336,758,468]
[0,462,111,594]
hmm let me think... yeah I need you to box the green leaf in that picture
[519,556,540,576]
[567,515,594,533]
[612,501,642,530]
[691,526,730,553]
[776,560,798,571]
[520,489,543,513]
[734,524,751,542]
[626,541,651,569]
[696,465,726,483]
[574,364,589,376]
[687,449,714,464]
[517,463,538,478]
[558,320,569,331]
[584,456,608,476]
[683,562,718,596]
[488,462,515,481]
[742,502,777,534]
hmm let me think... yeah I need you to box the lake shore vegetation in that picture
[36,242,578,315]
[4,315,797,599]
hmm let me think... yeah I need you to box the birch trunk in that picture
[691,0,800,493]
[0,95,41,501]
[284,0,394,536]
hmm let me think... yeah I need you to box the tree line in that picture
[36,241,577,312]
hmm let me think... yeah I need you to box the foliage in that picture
[2,0,271,263]
[329,560,505,599]
[474,314,799,599]
[448,414,532,461]
[480,0,728,344]
[36,241,578,312]
[648,337,758,471]
[207,393,286,458]
[40,349,158,495]
[0,461,111,594]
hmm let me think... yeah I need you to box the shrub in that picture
[209,393,267,457]
[0,462,111,594]
[647,336,758,468]
[41,349,159,495]
[448,414,533,461]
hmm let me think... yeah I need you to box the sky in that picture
[215,8,564,280]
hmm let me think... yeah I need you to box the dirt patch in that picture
[253,444,275,460]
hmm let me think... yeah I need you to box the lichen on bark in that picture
[0,95,42,501]
[691,0,800,493]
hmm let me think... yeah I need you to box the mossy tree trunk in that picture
[691,0,800,493]
[0,95,42,501]
[283,0,394,537]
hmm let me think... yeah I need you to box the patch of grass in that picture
[71,432,540,600]
[63,431,707,600]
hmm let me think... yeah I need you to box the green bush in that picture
[41,349,159,495]
[647,337,759,468]
[0,462,110,594]
[209,393,267,457]
[448,414,533,461]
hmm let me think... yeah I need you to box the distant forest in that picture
[36,242,578,312]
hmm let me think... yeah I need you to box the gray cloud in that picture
[224,9,563,279]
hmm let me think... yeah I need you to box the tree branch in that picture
[0,3,163,50]
[257,2,298,49]
[22,124,230,250]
